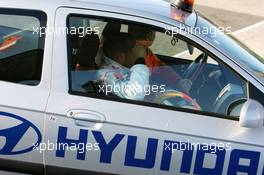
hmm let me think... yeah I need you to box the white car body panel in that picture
[0,0,263,174]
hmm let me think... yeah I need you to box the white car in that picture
[0,0,264,174]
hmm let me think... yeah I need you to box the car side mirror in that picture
[239,99,264,128]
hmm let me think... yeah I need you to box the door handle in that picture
[67,110,106,123]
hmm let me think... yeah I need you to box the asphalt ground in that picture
[195,0,264,18]
[0,171,29,175]
[195,0,264,57]
[195,5,264,32]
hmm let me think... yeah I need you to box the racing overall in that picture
[97,56,150,101]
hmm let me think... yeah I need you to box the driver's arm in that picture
[104,64,150,100]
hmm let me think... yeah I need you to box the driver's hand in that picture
[178,79,192,94]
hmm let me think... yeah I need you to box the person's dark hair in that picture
[102,22,121,39]
[103,33,135,61]
[128,25,155,41]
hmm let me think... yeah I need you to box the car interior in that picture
[0,26,43,86]
[66,18,248,118]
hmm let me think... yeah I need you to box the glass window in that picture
[68,15,248,119]
[196,17,264,82]
[0,9,47,86]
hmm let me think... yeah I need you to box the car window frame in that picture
[66,13,250,121]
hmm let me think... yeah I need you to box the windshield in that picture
[196,17,264,82]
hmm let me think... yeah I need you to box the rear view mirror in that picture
[187,44,194,55]
[239,99,264,128]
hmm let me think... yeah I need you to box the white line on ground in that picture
[233,20,264,35]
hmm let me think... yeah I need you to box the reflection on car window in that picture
[68,16,248,118]
[0,10,46,86]
[197,17,264,81]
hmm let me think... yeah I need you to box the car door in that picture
[44,7,264,175]
[0,8,49,174]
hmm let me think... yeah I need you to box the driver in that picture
[97,33,150,101]
[128,25,192,94]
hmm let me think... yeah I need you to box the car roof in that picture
[1,0,197,28]
[72,0,171,16]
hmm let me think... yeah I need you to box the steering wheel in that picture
[183,53,208,81]
[153,90,201,111]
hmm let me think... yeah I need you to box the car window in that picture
[67,15,248,119]
[0,9,47,86]
[197,17,264,82]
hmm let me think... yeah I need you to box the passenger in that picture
[97,33,150,101]
[128,25,192,94]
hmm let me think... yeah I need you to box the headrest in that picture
[78,32,100,68]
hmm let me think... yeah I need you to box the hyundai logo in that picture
[0,112,42,155]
